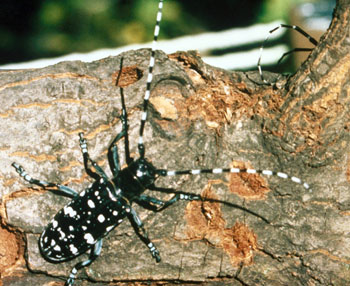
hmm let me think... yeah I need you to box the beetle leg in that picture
[143,185,202,211]
[148,186,271,224]
[108,129,124,176]
[11,162,78,198]
[65,239,103,286]
[135,192,201,212]
[79,133,108,181]
[126,206,161,262]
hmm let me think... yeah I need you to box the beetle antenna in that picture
[138,0,164,159]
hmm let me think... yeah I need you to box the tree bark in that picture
[1,1,349,285]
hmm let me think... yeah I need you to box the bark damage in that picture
[1,1,350,285]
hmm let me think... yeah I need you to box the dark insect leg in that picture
[65,239,103,286]
[108,130,124,176]
[148,185,270,224]
[135,192,201,212]
[11,162,78,198]
[78,133,108,181]
[126,206,161,262]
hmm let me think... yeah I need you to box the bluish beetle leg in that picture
[107,123,125,176]
[79,133,108,181]
[126,206,161,262]
[108,139,122,176]
[135,191,201,212]
[65,239,103,286]
[134,195,166,211]
[147,186,271,223]
[11,162,78,198]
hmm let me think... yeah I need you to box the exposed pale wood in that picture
[1,1,349,285]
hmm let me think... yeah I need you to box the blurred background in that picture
[0,0,335,71]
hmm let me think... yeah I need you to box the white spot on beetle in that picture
[106,225,114,232]
[112,211,118,216]
[97,214,105,223]
[106,188,117,201]
[52,220,58,228]
[70,244,78,254]
[59,230,66,240]
[87,199,95,208]
[82,226,87,230]
[50,239,56,246]
[84,233,95,244]
[79,190,86,197]
[69,225,74,231]
[54,245,61,251]
[64,206,77,217]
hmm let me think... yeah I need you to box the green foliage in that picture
[259,0,310,23]
[24,0,198,60]
[0,0,309,64]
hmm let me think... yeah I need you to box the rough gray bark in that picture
[1,0,350,285]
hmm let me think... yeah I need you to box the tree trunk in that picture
[1,1,349,285]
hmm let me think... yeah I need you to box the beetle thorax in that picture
[131,158,157,187]
[114,158,157,200]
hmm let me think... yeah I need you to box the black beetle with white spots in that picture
[12,1,312,285]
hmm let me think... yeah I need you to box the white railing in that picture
[0,21,287,70]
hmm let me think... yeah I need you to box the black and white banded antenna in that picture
[257,24,318,85]
[138,0,163,159]
[156,166,312,192]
